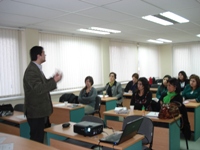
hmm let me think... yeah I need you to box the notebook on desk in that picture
[99,117,143,145]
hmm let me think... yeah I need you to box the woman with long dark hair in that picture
[130,77,152,110]
[156,75,171,99]
[78,76,97,114]
[178,71,189,91]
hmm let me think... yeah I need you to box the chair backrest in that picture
[122,115,154,148]
[94,96,101,111]
[59,93,78,103]
[81,115,105,127]
[14,104,24,112]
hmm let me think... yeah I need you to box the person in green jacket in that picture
[156,75,171,100]
[182,74,200,102]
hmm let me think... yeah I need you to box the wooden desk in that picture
[185,101,200,141]
[100,97,117,118]
[123,92,132,109]
[44,122,144,150]
[150,88,158,92]
[103,110,181,150]
[0,111,30,139]
[50,102,85,124]
[0,132,58,150]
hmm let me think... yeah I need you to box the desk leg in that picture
[70,107,84,123]
[20,122,30,139]
[46,132,66,145]
[105,100,116,111]
[169,119,180,150]
[194,107,200,141]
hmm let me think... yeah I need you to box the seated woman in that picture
[159,78,191,139]
[156,75,171,99]
[178,71,189,92]
[159,78,182,105]
[130,77,152,110]
[104,72,123,105]
[124,73,139,93]
[182,74,200,103]
[78,76,97,114]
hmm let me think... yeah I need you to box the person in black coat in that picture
[178,71,189,92]
[124,73,139,93]
[159,78,191,140]
[130,77,152,110]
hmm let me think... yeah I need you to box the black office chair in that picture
[14,104,24,112]
[123,116,154,150]
[85,96,101,118]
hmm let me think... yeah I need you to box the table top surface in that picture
[0,111,26,124]
[52,102,85,110]
[101,97,117,102]
[103,109,181,124]
[0,132,58,150]
[45,122,144,149]
[184,101,200,108]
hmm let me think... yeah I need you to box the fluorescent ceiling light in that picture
[157,38,172,43]
[142,15,173,26]
[160,12,189,23]
[79,29,110,35]
[197,34,200,37]
[91,27,121,33]
[147,39,163,44]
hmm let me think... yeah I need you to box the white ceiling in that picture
[0,0,200,44]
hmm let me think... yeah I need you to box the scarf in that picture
[163,92,177,104]
[109,81,115,87]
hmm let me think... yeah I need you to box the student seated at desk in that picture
[159,78,191,139]
[178,71,189,92]
[130,77,152,110]
[182,74,200,103]
[124,73,139,93]
[156,75,171,99]
[103,72,123,105]
[78,76,97,114]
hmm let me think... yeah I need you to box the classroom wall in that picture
[0,28,173,106]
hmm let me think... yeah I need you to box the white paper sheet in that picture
[145,112,159,117]
[0,137,6,144]
[0,143,14,150]
[16,115,26,119]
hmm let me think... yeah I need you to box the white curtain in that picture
[0,28,20,97]
[173,42,200,77]
[138,44,159,78]
[109,41,138,82]
[39,33,102,91]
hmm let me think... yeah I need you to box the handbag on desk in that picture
[158,102,181,119]
[0,104,14,117]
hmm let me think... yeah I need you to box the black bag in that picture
[59,93,78,104]
[0,104,14,117]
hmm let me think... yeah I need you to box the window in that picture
[109,41,138,82]
[138,44,159,78]
[0,28,20,98]
[39,33,102,91]
[173,42,200,77]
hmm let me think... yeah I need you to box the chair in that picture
[122,116,154,150]
[14,104,24,112]
[85,96,101,118]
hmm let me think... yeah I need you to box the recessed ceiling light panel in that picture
[157,38,172,43]
[147,39,163,44]
[160,11,189,23]
[197,34,200,37]
[78,29,110,35]
[142,15,173,26]
[90,27,121,33]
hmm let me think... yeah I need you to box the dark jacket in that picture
[178,79,189,91]
[130,91,152,110]
[23,62,57,118]
[182,84,200,102]
[124,81,137,93]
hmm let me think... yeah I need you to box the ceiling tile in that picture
[0,0,65,19]
[12,0,95,12]
[80,0,121,6]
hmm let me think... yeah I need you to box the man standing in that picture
[23,46,62,143]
